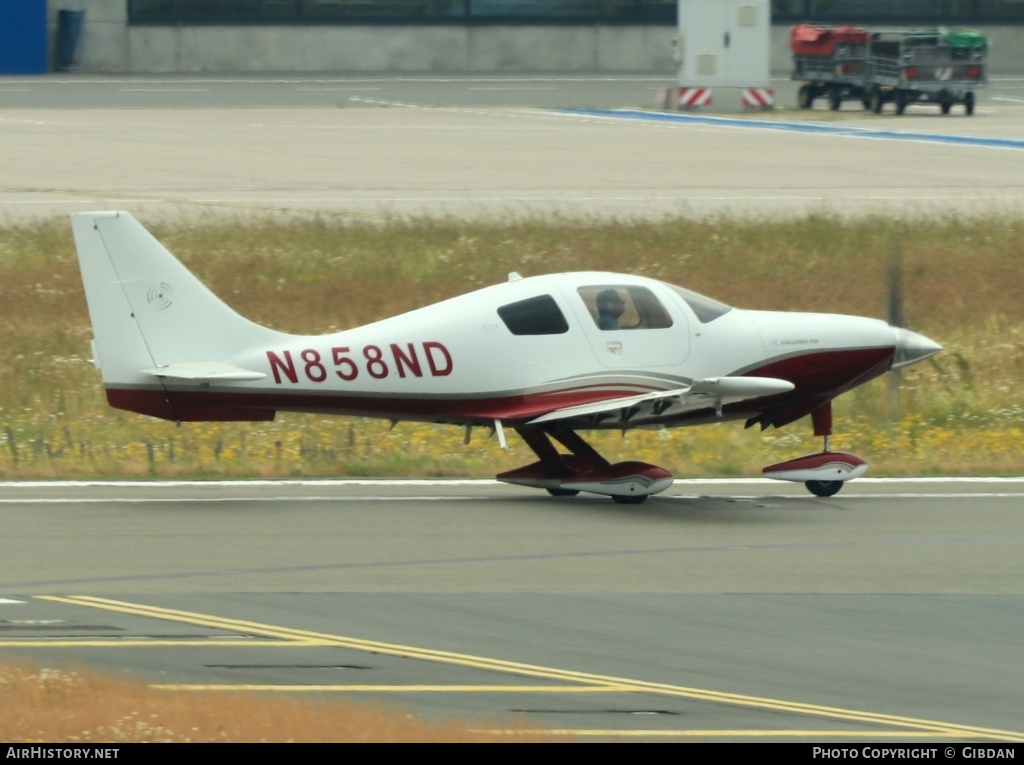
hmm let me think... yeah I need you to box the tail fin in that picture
[72,212,289,416]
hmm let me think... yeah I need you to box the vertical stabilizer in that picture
[71,211,287,388]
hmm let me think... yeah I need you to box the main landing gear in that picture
[496,401,867,501]
[495,426,673,504]
[761,402,868,497]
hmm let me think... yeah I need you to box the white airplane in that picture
[71,211,941,503]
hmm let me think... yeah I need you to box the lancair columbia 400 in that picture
[71,211,941,503]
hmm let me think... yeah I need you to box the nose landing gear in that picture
[761,402,867,497]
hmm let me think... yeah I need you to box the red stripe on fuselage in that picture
[105,346,895,427]
[104,385,651,424]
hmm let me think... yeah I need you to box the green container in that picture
[941,28,988,50]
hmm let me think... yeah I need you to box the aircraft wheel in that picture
[805,480,843,498]
[612,494,648,505]
[546,488,580,497]
[895,91,908,115]
[965,92,975,115]
[940,99,952,115]
[828,88,842,111]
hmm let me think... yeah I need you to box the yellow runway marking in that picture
[0,640,278,648]
[155,684,630,692]
[493,729,982,739]
[28,595,1024,742]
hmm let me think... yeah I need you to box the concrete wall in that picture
[47,0,1023,74]
[119,25,684,73]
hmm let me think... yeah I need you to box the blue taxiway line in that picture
[560,108,1024,151]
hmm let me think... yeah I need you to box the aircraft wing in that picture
[527,376,794,427]
[140,362,266,382]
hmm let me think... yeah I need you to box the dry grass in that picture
[0,212,1021,479]
[0,661,567,743]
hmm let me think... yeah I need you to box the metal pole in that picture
[887,240,903,419]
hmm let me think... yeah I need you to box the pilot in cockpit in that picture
[596,289,626,330]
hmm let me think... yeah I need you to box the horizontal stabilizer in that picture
[140,362,266,382]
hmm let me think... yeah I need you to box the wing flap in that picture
[526,376,793,426]
[527,386,693,425]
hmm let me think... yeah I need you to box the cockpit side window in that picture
[577,285,673,331]
[497,294,569,335]
[664,284,733,324]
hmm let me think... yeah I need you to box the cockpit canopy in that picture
[495,276,733,337]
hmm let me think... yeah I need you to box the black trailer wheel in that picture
[805,480,843,497]
[870,88,885,114]
[828,88,842,111]
[895,91,908,115]
[798,85,813,109]
[965,92,975,115]
[940,99,952,115]
[861,98,871,110]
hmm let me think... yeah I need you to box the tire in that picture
[870,88,884,114]
[546,488,579,497]
[861,98,871,110]
[895,91,907,115]
[940,99,952,115]
[965,92,975,115]
[805,480,843,498]
[612,494,647,505]
[828,88,842,111]
[797,85,813,110]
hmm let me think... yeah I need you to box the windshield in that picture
[664,283,733,324]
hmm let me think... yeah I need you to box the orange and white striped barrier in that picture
[677,87,713,108]
[742,87,774,107]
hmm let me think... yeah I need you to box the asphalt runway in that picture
[2,478,1024,743]
[1,75,1023,743]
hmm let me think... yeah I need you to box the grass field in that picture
[1,212,1021,481]
[0,661,566,743]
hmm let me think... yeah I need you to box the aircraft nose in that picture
[892,328,942,369]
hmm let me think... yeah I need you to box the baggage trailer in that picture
[866,29,987,115]
[790,24,871,110]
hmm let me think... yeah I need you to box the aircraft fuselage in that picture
[101,272,920,429]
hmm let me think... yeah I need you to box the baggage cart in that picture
[790,24,871,110]
[865,29,987,115]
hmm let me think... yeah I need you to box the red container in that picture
[791,24,869,56]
